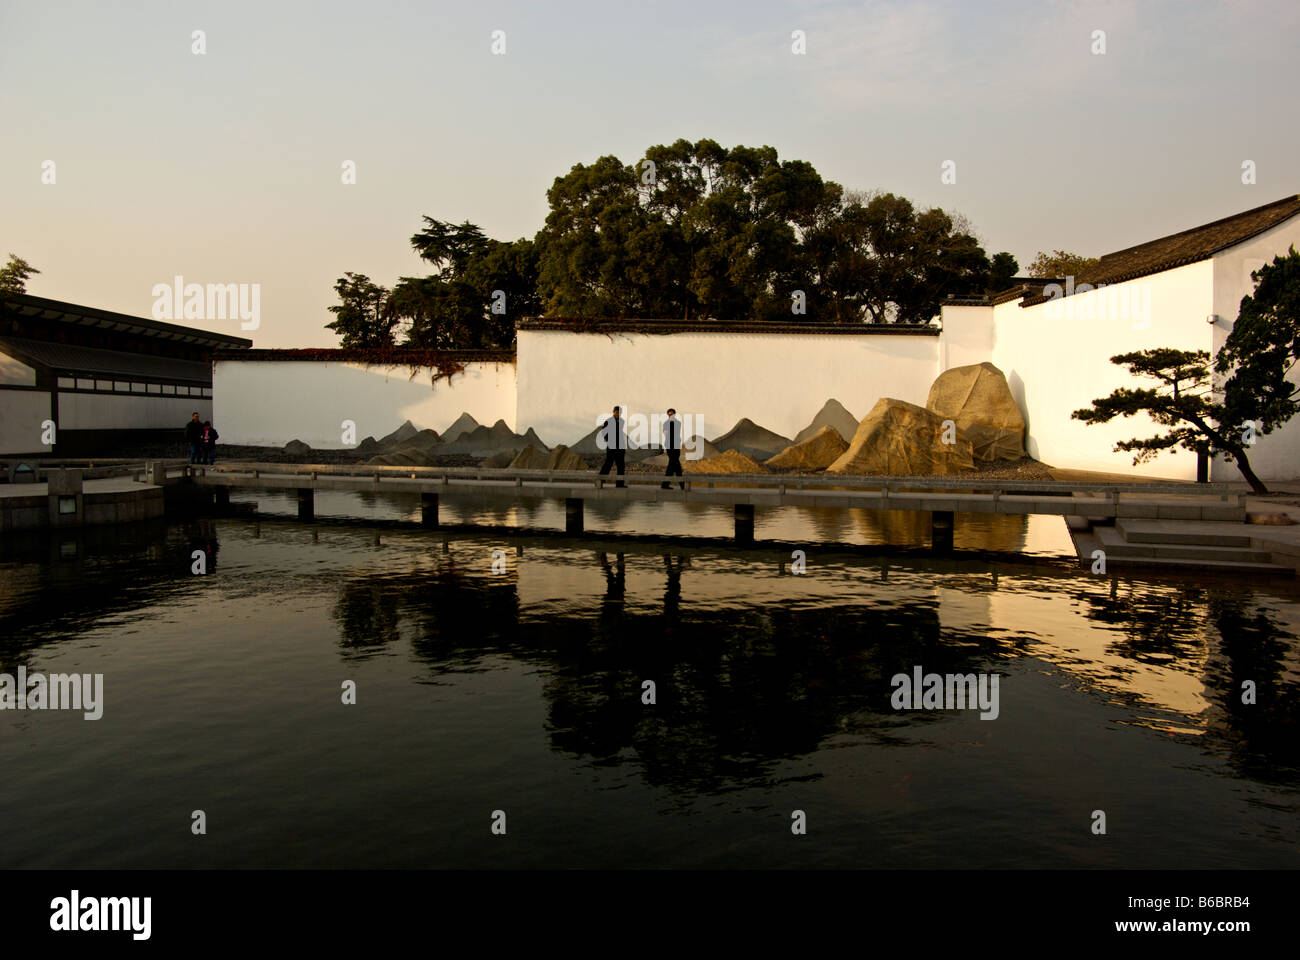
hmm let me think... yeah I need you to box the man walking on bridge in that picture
[598,405,627,488]
[661,408,684,490]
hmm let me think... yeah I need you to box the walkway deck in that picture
[178,461,1244,514]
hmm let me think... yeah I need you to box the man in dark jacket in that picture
[598,405,627,488]
[661,408,685,490]
[185,412,203,463]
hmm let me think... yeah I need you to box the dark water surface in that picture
[1,491,1298,869]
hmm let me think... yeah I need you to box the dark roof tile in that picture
[1020,193,1300,306]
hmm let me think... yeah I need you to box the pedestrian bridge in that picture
[164,460,1247,551]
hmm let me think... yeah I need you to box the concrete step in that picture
[1115,518,1253,548]
[1092,554,1292,576]
[1070,529,1291,576]
[1095,526,1274,564]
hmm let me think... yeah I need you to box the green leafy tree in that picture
[325,139,1011,338]
[1215,246,1300,442]
[817,193,993,323]
[409,219,492,279]
[390,276,484,349]
[395,219,539,348]
[0,254,40,294]
[538,139,841,321]
[1071,349,1267,491]
[988,251,1020,290]
[325,273,398,348]
[462,237,541,344]
[1027,250,1099,279]
[1072,249,1300,494]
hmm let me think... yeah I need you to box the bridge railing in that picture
[181,460,1244,501]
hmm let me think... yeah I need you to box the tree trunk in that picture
[1229,446,1270,495]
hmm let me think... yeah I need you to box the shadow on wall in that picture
[1005,369,1034,460]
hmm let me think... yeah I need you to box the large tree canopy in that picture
[327,139,1015,347]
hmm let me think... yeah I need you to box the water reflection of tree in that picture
[1075,579,1300,780]
[1202,593,1300,783]
[333,551,1008,795]
[333,582,403,656]
[1077,582,1209,666]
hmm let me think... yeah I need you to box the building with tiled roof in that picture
[1,293,251,456]
[940,193,1300,481]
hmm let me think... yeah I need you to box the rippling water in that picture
[1,491,1297,868]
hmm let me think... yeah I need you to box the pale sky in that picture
[2,0,1297,346]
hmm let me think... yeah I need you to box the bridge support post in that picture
[565,497,584,534]
[297,488,314,521]
[214,486,230,510]
[735,503,755,545]
[421,493,439,528]
[47,468,84,528]
[931,510,954,553]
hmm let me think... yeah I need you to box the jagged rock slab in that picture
[711,418,792,460]
[519,427,550,452]
[442,412,480,443]
[765,425,849,470]
[685,449,768,474]
[547,445,586,471]
[793,399,859,444]
[926,362,1026,462]
[392,428,441,453]
[439,420,527,456]
[508,444,550,469]
[828,398,975,476]
[368,448,437,467]
[378,420,419,448]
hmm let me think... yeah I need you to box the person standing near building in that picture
[202,420,219,464]
[598,405,627,488]
[661,407,684,490]
[185,412,203,464]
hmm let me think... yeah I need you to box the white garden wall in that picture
[516,328,941,447]
[211,214,1300,481]
[985,261,1216,480]
[938,304,997,372]
[213,358,517,449]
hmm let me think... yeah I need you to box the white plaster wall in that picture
[59,392,213,430]
[0,390,52,454]
[0,348,36,386]
[938,305,995,372]
[516,329,941,447]
[213,360,517,448]
[1209,216,1300,482]
[989,260,1215,479]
